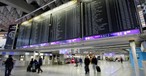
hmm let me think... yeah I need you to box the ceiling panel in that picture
[0,0,68,31]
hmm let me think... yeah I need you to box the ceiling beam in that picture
[0,0,41,14]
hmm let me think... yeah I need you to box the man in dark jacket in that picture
[84,56,90,74]
[91,56,98,73]
[5,55,14,76]
[37,56,43,73]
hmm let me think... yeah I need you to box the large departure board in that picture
[16,5,81,46]
[16,0,140,47]
[49,5,81,42]
[84,0,139,36]
[16,23,31,47]
[30,17,51,44]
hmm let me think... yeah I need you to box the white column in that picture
[129,40,140,76]
[38,51,41,57]
[33,51,36,59]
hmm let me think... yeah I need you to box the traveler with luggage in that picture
[31,59,38,72]
[27,58,34,72]
[37,56,43,73]
[91,56,98,73]
[92,55,101,73]
[84,56,90,74]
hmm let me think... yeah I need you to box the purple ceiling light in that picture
[20,29,140,48]
[111,29,140,36]
[22,46,28,48]
[40,43,49,46]
[30,45,39,47]
[66,38,81,43]
[83,29,140,41]
[50,41,60,45]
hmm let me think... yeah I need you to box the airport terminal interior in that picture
[0,0,146,76]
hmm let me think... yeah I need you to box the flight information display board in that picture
[16,23,31,47]
[16,0,140,47]
[84,0,139,36]
[16,5,81,47]
[29,16,51,45]
[49,5,81,42]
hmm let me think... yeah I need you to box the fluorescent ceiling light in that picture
[41,10,52,17]
[25,52,30,55]
[33,15,42,21]
[35,53,38,55]
[51,1,76,13]
[22,21,29,25]
[22,0,77,24]
[21,19,32,25]
[41,0,77,17]
[40,53,44,55]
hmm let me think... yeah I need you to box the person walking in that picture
[79,58,83,66]
[37,56,43,73]
[5,55,14,76]
[120,57,123,63]
[84,56,90,74]
[27,58,34,72]
[75,58,78,67]
[32,59,38,72]
[91,56,98,73]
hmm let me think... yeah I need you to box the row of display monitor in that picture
[16,0,140,48]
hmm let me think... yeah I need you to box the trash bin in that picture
[142,61,146,76]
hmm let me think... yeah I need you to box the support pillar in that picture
[33,51,36,59]
[38,51,41,57]
[129,40,140,76]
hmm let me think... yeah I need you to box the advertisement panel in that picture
[5,24,16,49]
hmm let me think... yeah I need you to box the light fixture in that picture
[41,10,52,17]
[33,15,43,21]
[51,1,77,13]
[41,0,77,17]
[25,52,30,55]
[40,53,44,55]
[21,21,29,25]
[35,53,38,55]
[21,0,77,24]
[21,19,32,25]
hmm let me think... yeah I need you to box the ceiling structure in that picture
[14,34,140,53]
[0,0,145,54]
[0,0,69,31]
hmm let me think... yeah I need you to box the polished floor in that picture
[0,61,145,76]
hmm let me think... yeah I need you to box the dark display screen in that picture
[16,5,81,47]
[16,23,31,47]
[84,0,139,36]
[16,0,140,47]
[49,5,81,42]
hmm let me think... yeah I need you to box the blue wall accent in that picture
[129,48,146,68]
[142,52,146,61]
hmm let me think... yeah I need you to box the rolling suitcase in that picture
[31,64,36,72]
[96,66,101,72]
[27,65,31,72]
